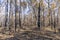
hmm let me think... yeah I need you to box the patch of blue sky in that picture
[44,0,54,8]
[21,0,26,2]
[8,3,10,13]
[24,6,30,14]
[22,5,32,15]
[45,0,53,3]
[0,0,4,4]
[36,0,40,3]
[0,0,4,6]
[43,0,48,8]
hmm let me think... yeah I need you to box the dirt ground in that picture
[0,27,59,40]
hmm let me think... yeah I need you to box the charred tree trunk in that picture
[37,3,40,28]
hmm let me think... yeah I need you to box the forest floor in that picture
[0,26,60,40]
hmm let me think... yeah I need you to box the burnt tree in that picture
[37,3,41,28]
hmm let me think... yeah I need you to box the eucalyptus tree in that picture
[56,0,58,26]
[9,0,16,32]
[16,0,22,29]
[45,0,54,30]
[19,0,21,28]
[15,0,17,32]
[56,0,60,29]
[20,0,25,26]
[0,0,5,27]
[40,0,45,27]
[7,0,10,30]
[47,0,52,27]
[50,1,58,33]
[42,5,45,27]
[4,0,11,34]
[37,0,45,29]
[10,0,13,27]
[53,10,57,33]
[53,0,60,33]
[10,0,17,32]
[5,0,8,29]
[10,0,15,31]
[31,0,40,26]
[37,1,41,28]
[21,0,33,26]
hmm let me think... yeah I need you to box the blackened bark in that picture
[37,3,40,28]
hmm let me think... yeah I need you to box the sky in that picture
[0,0,4,5]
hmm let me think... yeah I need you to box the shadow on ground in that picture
[5,30,52,40]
